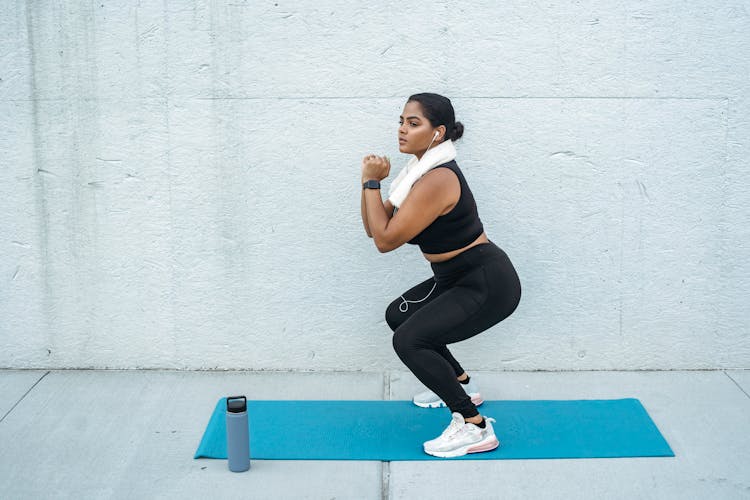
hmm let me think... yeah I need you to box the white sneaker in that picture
[413,379,483,408]
[423,412,500,458]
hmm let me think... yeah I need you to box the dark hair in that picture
[407,93,464,141]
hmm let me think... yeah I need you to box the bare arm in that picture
[361,187,371,237]
[363,169,458,253]
[362,189,394,238]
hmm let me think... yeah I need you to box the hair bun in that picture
[452,121,464,141]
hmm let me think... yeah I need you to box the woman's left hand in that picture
[362,154,391,182]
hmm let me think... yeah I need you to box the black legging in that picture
[385,241,521,419]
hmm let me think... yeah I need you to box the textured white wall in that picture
[1,1,748,370]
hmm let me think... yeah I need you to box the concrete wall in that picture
[2,1,748,370]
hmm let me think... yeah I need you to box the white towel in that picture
[387,140,457,208]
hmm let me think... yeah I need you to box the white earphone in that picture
[426,131,440,150]
[407,131,442,175]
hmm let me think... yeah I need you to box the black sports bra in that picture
[406,160,484,254]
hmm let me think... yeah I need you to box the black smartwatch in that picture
[362,180,381,190]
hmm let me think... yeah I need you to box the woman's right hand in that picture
[361,154,391,182]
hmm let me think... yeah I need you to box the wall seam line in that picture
[723,371,750,400]
[0,370,50,424]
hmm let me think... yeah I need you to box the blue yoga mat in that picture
[194,399,673,461]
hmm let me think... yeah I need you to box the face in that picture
[398,101,445,159]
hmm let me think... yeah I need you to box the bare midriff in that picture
[422,232,490,263]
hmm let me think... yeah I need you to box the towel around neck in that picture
[387,140,457,208]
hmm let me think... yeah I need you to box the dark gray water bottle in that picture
[226,395,250,472]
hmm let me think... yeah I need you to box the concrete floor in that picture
[1,369,748,500]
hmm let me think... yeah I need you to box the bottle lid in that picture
[226,395,247,413]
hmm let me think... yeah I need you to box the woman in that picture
[360,93,522,458]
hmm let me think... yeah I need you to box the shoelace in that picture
[446,418,496,442]
[447,425,473,442]
[439,418,465,440]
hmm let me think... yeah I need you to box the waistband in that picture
[430,241,506,278]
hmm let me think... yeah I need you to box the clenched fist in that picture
[361,154,391,183]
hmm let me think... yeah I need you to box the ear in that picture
[436,125,447,142]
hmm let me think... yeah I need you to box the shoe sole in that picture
[424,435,500,458]
[413,394,484,409]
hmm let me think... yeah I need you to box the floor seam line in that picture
[0,371,50,423]
[381,371,391,500]
[723,371,750,400]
